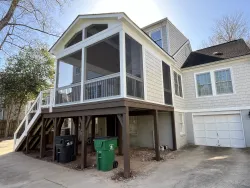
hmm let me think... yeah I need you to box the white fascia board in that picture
[50,13,124,53]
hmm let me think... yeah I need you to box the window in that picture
[179,112,185,135]
[162,62,172,105]
[75,67,81,75]
[215,69,233,94]
[0,108,3,120]
[85,24,108,38]
[196,72,212,97]
[125,34,144,98]
[129,116,138,135]
[174,71,183,97]
[150,29,162,48]
[65,31,82,48]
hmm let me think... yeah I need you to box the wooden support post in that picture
[170,111,177,150]
[123,107,130,178]
[52,118,57,161]
[91,116,95,152]
[117,116,123,155]
[26,134,29,154]
[40,118,46,158]
[153,110,160,161]
[74,117,79,155]
[81,116,87,169]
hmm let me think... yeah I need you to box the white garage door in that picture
[193,112,245,148]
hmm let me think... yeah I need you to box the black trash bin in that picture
[55,135,76,163]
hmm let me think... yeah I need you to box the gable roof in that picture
[49,12,175,62]
[182,39,250,68]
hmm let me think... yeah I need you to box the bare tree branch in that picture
[203,12,250,48]
[0,0,20,31]
[7,23,60,37]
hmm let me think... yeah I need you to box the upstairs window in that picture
[150,29,162,48]
[85,24,108,38]
[174,71,183,97]
[65,31,82,48]
[196,72,212,97]
[215,69,233,94]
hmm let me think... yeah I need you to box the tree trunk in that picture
[4,103,14,138]
[0,0,20,32]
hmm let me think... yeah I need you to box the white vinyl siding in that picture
[196,72,212,97]
[145,50,164,104]
[215,69,233,94]
[174,71,183,97]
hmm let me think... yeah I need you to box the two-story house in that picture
[13,12,250,178]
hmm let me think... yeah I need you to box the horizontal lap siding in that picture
[168,22,187,56]
[183,60,250,109]
[174,43,191,69]
[145,50,164,104]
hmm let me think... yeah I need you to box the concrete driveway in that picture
[1,145,250,188]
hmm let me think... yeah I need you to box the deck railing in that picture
[84,73,120,100]
[55,83,81,104]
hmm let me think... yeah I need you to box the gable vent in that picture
[213,52,223,55]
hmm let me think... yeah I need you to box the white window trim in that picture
[149,28,163,48]
[194,67,235,98]
[174,71,183,98]
[179,112,185,136]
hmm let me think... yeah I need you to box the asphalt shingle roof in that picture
[182,39,250,68]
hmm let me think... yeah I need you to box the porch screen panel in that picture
[162,62,172,105]
[125,34,144,99]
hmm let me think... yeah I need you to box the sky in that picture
[1,0,250,66]
[54,0,250,50]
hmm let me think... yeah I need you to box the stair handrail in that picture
[13,92,42,143]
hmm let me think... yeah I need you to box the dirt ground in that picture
[26,146,174,181]
[0,139,14,156]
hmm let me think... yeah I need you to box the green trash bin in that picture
[94,137,118,171]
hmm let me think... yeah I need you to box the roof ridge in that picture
[196,39,244,52]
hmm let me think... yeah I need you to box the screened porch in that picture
[55,31,144,106]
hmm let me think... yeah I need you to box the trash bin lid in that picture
[93,136,117,140]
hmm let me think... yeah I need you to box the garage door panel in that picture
[193,116,204,124]
[231,139,245,148]
[230,131,244,139]
[193,123,205,130]
[206,131,217,138]
[206,138,218,146]
[217,131,230,138]
[205,123,217,130]
[217,123,229,130]
[215,116,228,123]
[227,115,241,122]
[193,113,245,148]
[229,123,243,131]
[204,116,215,123]
[218,139,231,147]
[195,138,206,145]
[194,130,206,137]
